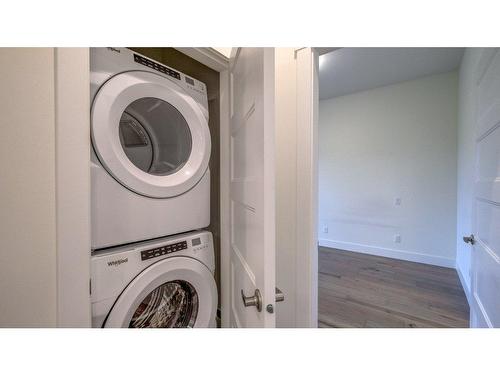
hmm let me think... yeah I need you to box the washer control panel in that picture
[140,240,188,261]
[192,237,209,252]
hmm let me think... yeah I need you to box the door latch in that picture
[266,288,285,314]
[463,234,475,245]
[275,287,284,303]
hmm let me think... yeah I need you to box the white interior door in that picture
[469,48,500,328]
[228,48,276,327]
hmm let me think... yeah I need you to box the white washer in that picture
[91,230,217,328]
[91,48,211,249]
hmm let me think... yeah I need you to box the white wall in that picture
[318,71,458,268]
[456,48,483,298]
[0,48,57,326]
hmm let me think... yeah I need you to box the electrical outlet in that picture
[323,225,328,234]
[394,234,401,243]
[394,197,401,206]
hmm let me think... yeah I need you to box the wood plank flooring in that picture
[318,247,469,328]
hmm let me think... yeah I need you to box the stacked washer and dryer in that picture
[90,48,217,328]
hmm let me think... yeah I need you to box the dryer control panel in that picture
[140,241,188,261]
[133,54,181,80]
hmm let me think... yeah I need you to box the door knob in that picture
[241,289,262,312]
[463,234,475,245]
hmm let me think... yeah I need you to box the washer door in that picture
[105,257,217,328]
[92,71,211,198]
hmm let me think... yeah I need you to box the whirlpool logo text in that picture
[107,258,128,267]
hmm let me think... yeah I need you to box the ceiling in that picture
[319,48,464,100]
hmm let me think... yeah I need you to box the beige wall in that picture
[0,48,57,327]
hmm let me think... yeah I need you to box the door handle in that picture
[275,287,284,303]
[241,289,262,312]
[463,234,475,245]
[241,288,284,313]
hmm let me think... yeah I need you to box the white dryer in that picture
[91,48,211,249]
[91,230,217,328]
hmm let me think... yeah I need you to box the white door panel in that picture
[476,201,500,258]
[229,48,276,328]
[473,242,500,326]
[477,52,500,139]
[471,48,500,328]
[475,124,500,203]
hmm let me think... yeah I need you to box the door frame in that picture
[55,48,91,327]
[294,48,319,327]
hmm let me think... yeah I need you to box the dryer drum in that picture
[118,97,193,177]
[129,280,199,328]
[119,112,150,148]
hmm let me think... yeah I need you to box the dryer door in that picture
[92,71,211,198]
[104,257,217,328]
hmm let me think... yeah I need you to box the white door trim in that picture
[220,68,231,327]
[55,48,91,327]
[295,48,319,327]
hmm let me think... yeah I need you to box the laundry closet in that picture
[90,47,220,327]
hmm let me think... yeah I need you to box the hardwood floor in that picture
[318,247,470,328]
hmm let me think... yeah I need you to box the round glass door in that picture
[129,280,198,328]
[119,98,192,177]
[104,256,217,328]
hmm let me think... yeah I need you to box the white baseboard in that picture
[318,239,455,268]
[456,264,472,308]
